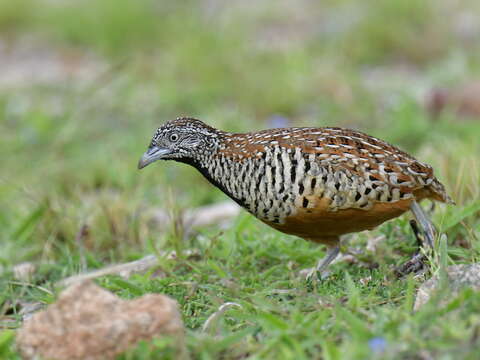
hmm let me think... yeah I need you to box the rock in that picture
[16,281,185,360]
[414,264,480,311]
[13,262,36,282]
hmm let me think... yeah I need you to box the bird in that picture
[138,117,454,279]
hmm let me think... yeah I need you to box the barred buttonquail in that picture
[138,117,453,278]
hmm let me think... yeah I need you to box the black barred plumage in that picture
[139,117,454,278]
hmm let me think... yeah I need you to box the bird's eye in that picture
[169,133,179,142]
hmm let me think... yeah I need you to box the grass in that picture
[1,0,480,358]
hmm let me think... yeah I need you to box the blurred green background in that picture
[1,0,480,358]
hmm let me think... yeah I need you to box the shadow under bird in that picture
[138,117,454,279]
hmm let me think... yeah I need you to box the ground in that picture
[1,0,480,359]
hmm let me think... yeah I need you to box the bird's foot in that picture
[395,252,427,278]
[395,220,430,278]
[300,267,331,282]
[301,246,340,283]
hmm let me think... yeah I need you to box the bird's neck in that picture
[177,133,251,207]
[178,132,299,224]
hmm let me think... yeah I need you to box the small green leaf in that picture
[12,203,47,241]
[336,306,371,340]
[0,330,15,356]
[345,272,360,309]
[257,312,289,331]
[441,201,480,231]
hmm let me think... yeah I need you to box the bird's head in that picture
[138,117,220,169]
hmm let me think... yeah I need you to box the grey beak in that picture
[137,146,172,169]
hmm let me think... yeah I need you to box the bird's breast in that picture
[202,140,419,226]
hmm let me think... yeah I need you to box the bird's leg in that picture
[395,220,427,277]
[410,200,437,249]
[397,201,438,277]
[305,245,340,281]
